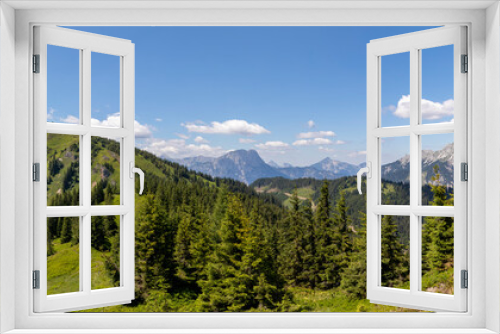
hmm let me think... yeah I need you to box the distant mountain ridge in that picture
[381,143,454,187]
[179,150,363,184]
[176,143,454,186]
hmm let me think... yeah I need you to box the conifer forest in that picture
[46,135,455,312]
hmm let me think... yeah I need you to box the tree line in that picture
[46,137,454,311]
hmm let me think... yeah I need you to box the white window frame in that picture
[33,26,136,312]
[0,1,499,333]
[366,26,467,312]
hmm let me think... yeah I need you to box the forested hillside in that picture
[46,135,454,312]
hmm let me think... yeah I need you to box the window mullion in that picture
[409,47,420,294]
[81,48,92,294]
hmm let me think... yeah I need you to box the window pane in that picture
[91,52,121,128]
[421,216,454,295]
[381,136,410,205]
[381,215,410,290]
[91,136,120,205]
[421,133,454,206]
[47,217,80,295]
[421,45,454,124]
[47,133,80,206]
[47,45,80,124]
[381,52,410,127]
[91,215,120,290]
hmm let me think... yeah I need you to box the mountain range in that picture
[381,143,454,187]
[177,143,454,186]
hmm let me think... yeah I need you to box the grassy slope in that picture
[47,239,115,295]
[46,134,80,202]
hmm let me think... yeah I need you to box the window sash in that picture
[33,25,136,313]
[366,26,468,312]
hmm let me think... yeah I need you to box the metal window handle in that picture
[357,162,371,195]
[129,162,144,195]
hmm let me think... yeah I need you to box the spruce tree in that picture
[329,192,354,287]
[135,194,171,302]
[298,199,317,289]
[423,165,454,272]
[60,217,73,244]
[341,212,367,299]
[197,194,247,311]
[315,180,334,289]
[381,215,408,288]
[278,189,304,286]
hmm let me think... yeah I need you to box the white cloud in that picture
[335,140,346,145]
[155,118,163,122]
[142,138,225,159]
[297,131,336,139]
[91,113,121,127]
[255,141,290,150]
[393,95,454,120]
[184,119,270,136]
[61,115,79,124]
[48,107,56,120]
[134,121,154,138]
[90,113,153,138]
[175,133,190,140]
[293,138,333,146]
[239,138,256,144]
[307,120,315,129]
[348,150,367,157]
[318,146,336,153]
[194,136,209,144]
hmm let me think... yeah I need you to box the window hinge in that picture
[33,163,40,182]
[33,54,40,73]
[461,270,468,289]
[33,270,40,289]
[461,54,468,73]
[461,162,468,181]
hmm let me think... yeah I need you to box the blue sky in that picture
[48,26,454,166]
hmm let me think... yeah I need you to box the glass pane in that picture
[47,133,80,206]
[421,45,454,124]
[91,136,120,205]
[47,45,80,124]
[421,216,454,295]
[381,136,410,205]
[421,133,454,206]
[91,215,120,290]
[47,217,80,295]
[91,52,121,128]
[381,215,410,290]
[381,52,410,127]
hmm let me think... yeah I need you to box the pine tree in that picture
[423,165,454,273]
[278,189,304,286]
[60,217,73,244]
[341,212,367,299]
[298,199,317,289]
[381,215,409,288]
[91,216,109,251]
[189,212,211,284]
[174,211,197,283]
[47,218,56,256]
[135,194,171,302]
[315,180,334,289]
[197,195,247,311]
[330,192,354,287]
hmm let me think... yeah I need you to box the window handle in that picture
[129,162,145,195]
[357,162,371,195]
